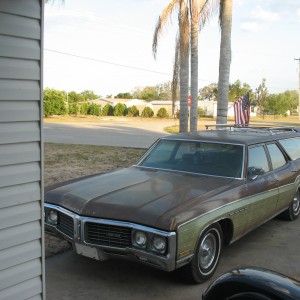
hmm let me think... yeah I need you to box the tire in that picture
[227,292,273,300]
[280,189,300,221]
[181,223,223,283]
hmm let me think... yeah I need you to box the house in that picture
[0,1,45,299]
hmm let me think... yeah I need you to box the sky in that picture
[44,0,300,98]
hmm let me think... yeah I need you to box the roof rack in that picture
[205,124,299,135]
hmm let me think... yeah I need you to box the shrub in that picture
[114,103,127,116]
[80,102,88,115]
[127,105,139,117]
[141,107,154,118]
[68,103,79,115]
[198,107,206,117]
[102,103,114,116]
[43,88,67,116]
[87,103,101,116]
[156,107,169,118]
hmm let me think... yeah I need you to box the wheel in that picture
[181,223,223,283]
[227,292,273,300]
[280,189,300,221]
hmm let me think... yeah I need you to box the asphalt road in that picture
[45,119,300,299]
[44,119,179,148]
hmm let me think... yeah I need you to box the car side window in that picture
[248,145,270,176]
[278,137,300,160]
[266,143,286,169]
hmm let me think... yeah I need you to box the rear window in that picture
[278,137,300,160]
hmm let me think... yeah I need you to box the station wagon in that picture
[44,125,300,283]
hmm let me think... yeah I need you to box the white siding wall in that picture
[0,1,44,299]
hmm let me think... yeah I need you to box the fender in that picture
[202,267,300,300]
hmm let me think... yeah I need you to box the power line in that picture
[44,48,171,76]
[44,48,296,91]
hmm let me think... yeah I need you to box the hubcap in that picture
[199,232,217,269]
[292,192,300,215]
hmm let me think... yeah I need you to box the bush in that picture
[68,103,79,115]
[43,88,67,116]
[80,102,88,115]
[114,103,127,116]
[156,107,169,118]
[141,107,154,118]
[128,105,139,117]
[198,107,206,117]
[102,103,114,116]
[87,103,101,116]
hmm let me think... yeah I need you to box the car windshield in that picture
[138,139,244,178]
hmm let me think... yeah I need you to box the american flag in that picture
[234,93,250,125]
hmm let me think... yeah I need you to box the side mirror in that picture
[248,167,265,180]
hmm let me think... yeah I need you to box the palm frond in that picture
[198,0,220,31]
[152,0,181,59]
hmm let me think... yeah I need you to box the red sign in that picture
[188,95,191,107]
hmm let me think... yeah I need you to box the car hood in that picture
[45,167,239,231]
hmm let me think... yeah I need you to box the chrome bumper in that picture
[44,203,177,272]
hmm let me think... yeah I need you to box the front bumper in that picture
[44,203,177,272]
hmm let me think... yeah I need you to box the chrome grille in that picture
[86,222,132,248]
[57,212,74,238]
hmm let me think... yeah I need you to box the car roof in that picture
[164,126,300,146]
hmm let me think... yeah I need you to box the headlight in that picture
[47,209,58,225]
[133,230,147,248]
[151,236,166,253]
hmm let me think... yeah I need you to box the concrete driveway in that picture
[46,216,300,300]
[45,119,300,299]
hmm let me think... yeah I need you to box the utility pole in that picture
[295,58,300,120]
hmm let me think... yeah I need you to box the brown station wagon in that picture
[44,125,300,283]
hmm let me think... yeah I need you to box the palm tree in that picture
[153,0,190,133]
[216,0,232,124]
[189,0,200,132]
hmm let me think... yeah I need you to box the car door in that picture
[246,144,278,228]
[266,142,297,213]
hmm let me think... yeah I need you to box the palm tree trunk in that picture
[216,0,232,124]
[189,0,199,132]
[179,1,190,133]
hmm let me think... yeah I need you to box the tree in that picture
[255,78,268,116]
[216,0,233,124]
[228,80,251,101]
[68,91,85,103]
[189,0,200,132]
[199,83,218,101]
[43,88,67,116]
[81,90,99,101]
[265,94,290,116]
[68,102,79,115]
[80,102,88,115]
[155,81,172,100]
[283,90,298,115]
[115,92,133,99]
[153,0,190,132]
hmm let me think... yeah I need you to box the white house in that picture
[0,1,45,299]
